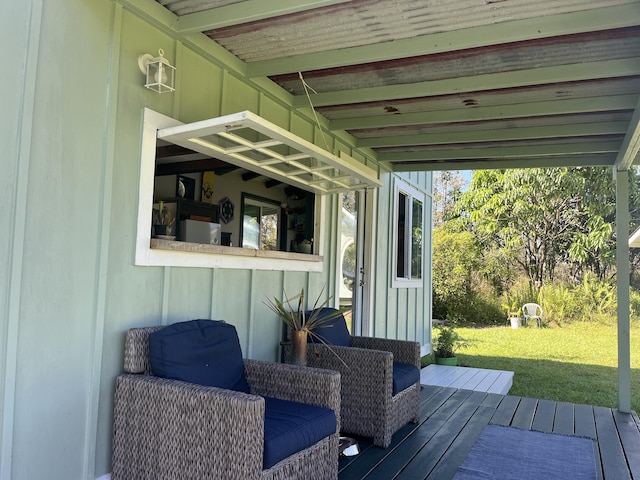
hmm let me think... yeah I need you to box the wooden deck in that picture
[420,364,514,395]
[338,385,640,480]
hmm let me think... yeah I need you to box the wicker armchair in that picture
[283,310,421,448]
[112,323,341,480]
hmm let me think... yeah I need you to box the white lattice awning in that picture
[157,111,382,195]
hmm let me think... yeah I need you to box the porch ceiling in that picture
[152,0,640,173]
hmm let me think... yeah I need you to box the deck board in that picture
[490,394,520,426]
[421,364,513,395]
[614,410,640,479]
[532,398,556,432]
[511,396,538,429]
[553,401,575,435]
[338,386,640,480]
[595,406,632,480]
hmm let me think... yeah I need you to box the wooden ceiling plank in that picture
[297,59,640,108]
[246,4,640,77]
[358,122,629,148]
[333,94,638,130]
[175,0,351,34]
[378,140,621,162]
[392,154,617,172]
[615,96,640,171]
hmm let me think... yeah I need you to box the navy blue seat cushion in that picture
[262,396,337,469]
[392,362,420,395]
[148,319,250,393]
[305,308,351,347]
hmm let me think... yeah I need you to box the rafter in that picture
[331,95,637,131]
[358,122,628,148]
[175,0,351,33]
[392,153,617,172]
[246,4,640,77]
[297,60,640,109]
[378,140,621,163]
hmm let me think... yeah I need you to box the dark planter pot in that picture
[435,356,458,366]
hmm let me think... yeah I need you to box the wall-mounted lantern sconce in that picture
[138,49,175,93]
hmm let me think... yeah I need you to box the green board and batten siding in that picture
[370,170,433,347]
[1,1,432,479]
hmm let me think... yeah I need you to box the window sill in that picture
[138,239,323,271]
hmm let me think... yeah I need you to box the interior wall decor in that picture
[176,175,195,199]
[201,171,215,203]
[219,196,234,224]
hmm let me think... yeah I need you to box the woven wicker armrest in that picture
[351,336,420,367]
[112,374,264,480]
[244,359,340,414]
[309,343,392,371]
[283,343,393,397]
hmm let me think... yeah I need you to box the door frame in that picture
[336,189,376,337]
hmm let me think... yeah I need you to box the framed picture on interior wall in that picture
[201,171,215,204]
[219,196,234,224]
[176,175,196,200]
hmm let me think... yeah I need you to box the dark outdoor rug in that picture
[453,424,597,480]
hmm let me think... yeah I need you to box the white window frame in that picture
[391,178,425,288]
[134,108,324,271]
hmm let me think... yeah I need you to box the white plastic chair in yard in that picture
[522,303,543,328]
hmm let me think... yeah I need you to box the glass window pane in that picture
[260,210,279,250]
[243,204,260,249]
[411,198,423,279]
[396,192,407,278]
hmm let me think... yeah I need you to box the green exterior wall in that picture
[0,1,432,478]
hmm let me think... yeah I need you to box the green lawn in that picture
[426,323,640,412]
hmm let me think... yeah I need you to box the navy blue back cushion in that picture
[306,308,351,347]
[392,362,420,395]
[149,319,250,393]
[263,396,337,469]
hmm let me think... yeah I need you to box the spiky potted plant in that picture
[265,287,346,366]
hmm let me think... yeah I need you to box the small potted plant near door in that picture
[433,325,467,366]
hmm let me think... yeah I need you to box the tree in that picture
[433,171,466,226]
[454,167,638,286]
[431,227,480,316]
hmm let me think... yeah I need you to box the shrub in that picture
[539,283,575,326]
[631,288,640,322]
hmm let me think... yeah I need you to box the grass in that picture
[425,322,640,412]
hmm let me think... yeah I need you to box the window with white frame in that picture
[135,108,381,271]
[392,179,424,288]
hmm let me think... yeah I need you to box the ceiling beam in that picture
[156,144,200,158]
[155,158,230,175]
[296,59,640,108]
[265,179,282,189]
[246,4,640,77]
[332,94,637,130]
[175,0,352,34]
[358,122,629,148]
[378,140,621,163]
[242,171,261,181]
[392,153,617,172]
[615,96,640,171]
